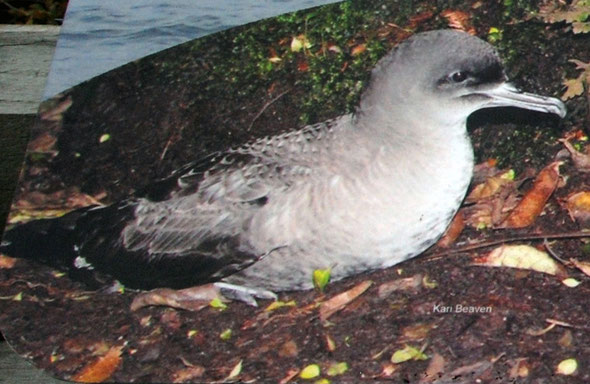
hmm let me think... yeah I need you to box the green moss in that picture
[502,0,539,20]
[171,1,425,125]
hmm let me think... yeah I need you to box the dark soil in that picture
[1,0,590,382]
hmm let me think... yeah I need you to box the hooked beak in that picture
[480,82,566,118]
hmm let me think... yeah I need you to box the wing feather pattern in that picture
[71,118,340,289]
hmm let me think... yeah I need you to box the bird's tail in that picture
[0,209,87,268]
[0,204,132,288]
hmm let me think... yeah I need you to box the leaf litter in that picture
[3,1,590,383]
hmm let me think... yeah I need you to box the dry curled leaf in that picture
[463,167,524,229]
[401,322,435,342]
[72,345,123,383]
[560,139,590,172]
[172,366,205,383]
[473,244,567,277]
[432,359,496,382]
[377,274,422,298]
[39,96,73,122]
[351,44,366,56]
[508,358,530,379]
[562,78,585,100]
[407,11,435,29]
[319,280,372,322]
[379,363,397,378]
[570,258,590,277]
[466,169,515,202]
[28,132,57,153]
[539,1,590,34]
[440,9,476,34]
[565,191,590,225]
[290,34,311,52]
[562,59,590,100]
[279,368,300,384]
[225,359,243,381]
[130,284,223,311]
[0,255,17,269]
[501,162,561,228]
[436,210,465,247]
[420,352,445,383]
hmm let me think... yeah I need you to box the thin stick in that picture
[247,89,290,131]
[425,230,590,259]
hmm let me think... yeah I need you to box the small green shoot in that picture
[391,344,428,364]
[300,364,321,379]
[220,329,232,340]
[326,362,348,376]
[209,297,228,310]
[265,300,297,312]
[99,133,111,143]
[313,268,331,292]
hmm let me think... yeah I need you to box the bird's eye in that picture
[450,71,468,83]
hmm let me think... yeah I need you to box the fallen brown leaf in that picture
[420,352,445,383]
[172,366,205,383]
[436,209,465,247]
[472,159,499,183]
[463,167,527,229]
[559,330,574,348]
[473,244,567,278]
[72,345,123,383]
[325,333,336,352]
[561,59,590,100]
[377,274,422,298]
[501,162,561,228]
[379,363,397,378]
[130,284,224,311]
[570,258,590,277]
[466,169,514,202]
[400,322,435,342]
[508,358,530,379]
[319,280,373,322]
[407,11,435,29]
[278,339,299,358]
[463,188,520,229]
[28,132,57,153]
[39,96,73,122]
[351,44,366,56]
[560,138,590,172]
[440,9,476,34]
[297,60,309,72]
[429,359,495,383]
[0,255,17,269]
[279,368,300,384]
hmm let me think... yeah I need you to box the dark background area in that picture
[0,0,67,24]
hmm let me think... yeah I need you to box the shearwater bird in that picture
[1,30,566,306]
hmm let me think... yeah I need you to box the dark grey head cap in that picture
[372,30,505,93]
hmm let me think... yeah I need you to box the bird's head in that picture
[359,29,566,130]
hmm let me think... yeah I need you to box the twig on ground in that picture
[247,89,290,131]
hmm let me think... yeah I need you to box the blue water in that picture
[43,0,340,99]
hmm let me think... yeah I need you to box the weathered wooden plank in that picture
[0,25,60,114]
[0,341,64,383]
[1,25,62,384]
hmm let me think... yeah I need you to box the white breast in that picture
[227,122,474,291]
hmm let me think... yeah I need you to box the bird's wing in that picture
[74,119,341,289]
